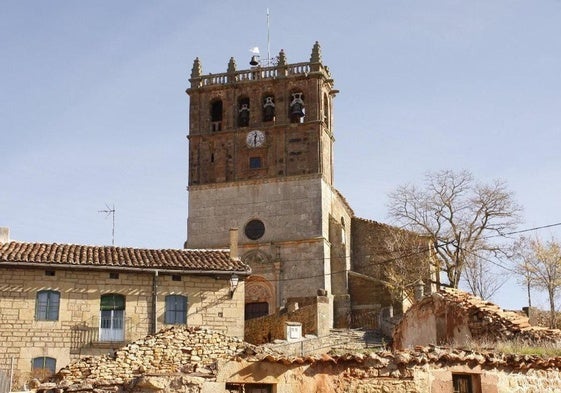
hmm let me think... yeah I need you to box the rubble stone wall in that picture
[393,289,561,350]
[35,326,561,393]
[244,296,330,344]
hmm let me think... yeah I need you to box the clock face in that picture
[246,130,265,148]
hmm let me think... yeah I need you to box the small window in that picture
[246,384,273,393]
[109,272,119,279]
[226,383,273,393]
[165,295,188,324]
[32,356,56,375]
[172,275,181,282]
[36,290,60,321]
[323,93,329,127]
[249,157,262,169]
[45,270,55,276]
[245,219,265,240]
[453,374,473,393]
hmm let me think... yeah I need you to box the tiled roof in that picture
[0,241,251,274]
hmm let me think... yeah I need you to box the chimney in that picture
[0,227,9,243]
[229,228,239,260]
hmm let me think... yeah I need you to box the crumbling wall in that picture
[244,296,330,344]
[36,326,561,393]
[393,289,561,350]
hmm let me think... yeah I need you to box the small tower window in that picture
[323,93,329,127]
[238,97,250,127]
[263,95,275,122]
[289,92,305,123]
[249,156,262,169]
[210,99,223,131]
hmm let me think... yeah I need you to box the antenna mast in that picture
[98,203,116,246]
[267,8,271,65]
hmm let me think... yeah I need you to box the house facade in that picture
[0,227,250,384]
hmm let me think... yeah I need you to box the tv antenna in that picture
[98,203,115,246]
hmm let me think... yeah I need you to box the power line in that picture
[495,222,561,238]
[240,221,561,285]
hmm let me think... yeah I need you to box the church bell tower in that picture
[185,42,351,328]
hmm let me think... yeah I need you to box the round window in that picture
[245,219,265,240]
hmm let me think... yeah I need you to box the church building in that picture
[184,42,434,330]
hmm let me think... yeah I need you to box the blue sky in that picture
[1,1,560,309]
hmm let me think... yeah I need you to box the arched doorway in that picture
[244,276,275,320]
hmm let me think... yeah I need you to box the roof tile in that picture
[0,241,250,274]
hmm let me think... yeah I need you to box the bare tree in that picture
[387,170,522,288]
[463,254,508,300]
[381,229,434,306]
[512,237,534,309]
[513,236,561,328]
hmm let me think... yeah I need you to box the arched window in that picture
[238,97,250,127]
[262,95,275,122]
[35,290,60,321]
[210,99,223,131]
[32,357,56,375]
[165,295,188,324]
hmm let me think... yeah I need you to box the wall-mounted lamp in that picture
[229,274,239,298]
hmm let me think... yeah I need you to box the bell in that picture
[291,104,305,118]
[249,55,260,66]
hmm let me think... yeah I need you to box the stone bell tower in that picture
[185,42,352,328]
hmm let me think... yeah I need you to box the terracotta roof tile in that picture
[0,241,250,274]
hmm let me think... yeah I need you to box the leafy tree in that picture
[387,170,522,288]
[513,236,561,328]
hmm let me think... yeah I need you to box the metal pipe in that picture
[151,270,158,334]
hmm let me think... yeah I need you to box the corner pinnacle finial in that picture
[227,57,237,73]
[310,41,322,63]
[191,57,202,79]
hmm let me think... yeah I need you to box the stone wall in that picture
[187,177,332,301]
[244,296,330,344]
[36,330,561,393]
[0,266,244,383]
[350,218,433,326]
